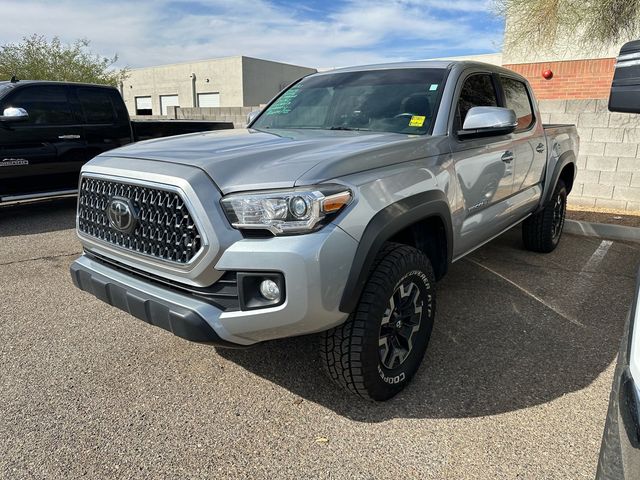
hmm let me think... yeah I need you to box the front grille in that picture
[78,177,203,264]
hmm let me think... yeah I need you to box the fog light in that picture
[259,279,280,301]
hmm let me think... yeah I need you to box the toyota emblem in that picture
[107,197,137,233]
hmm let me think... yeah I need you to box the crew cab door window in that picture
[77,88,117,124]
[455,74,498,129]
[450,73,514,256]
[499,77,535,132]
[2,85,75,125]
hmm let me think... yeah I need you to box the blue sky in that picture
[0,0,504,69]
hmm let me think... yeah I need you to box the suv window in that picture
[77,88,116,124]
[500,77,534,132]
[455,74,498,129]
[2,85,75,125]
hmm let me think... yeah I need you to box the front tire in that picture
[522,180,567,253]
[320,243,436,401]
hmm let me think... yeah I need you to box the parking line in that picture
[582,240,613,273]
[466,258,586,328]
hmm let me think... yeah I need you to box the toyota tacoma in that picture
[70,61,579,400]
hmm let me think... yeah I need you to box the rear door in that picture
[0,84,85,197]
[450,72,516,257]
[497,76,546,197]
[73,86,133,161]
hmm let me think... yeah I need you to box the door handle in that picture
[501,151,514,163]
[536,143,545,153]
[58,134,81,140]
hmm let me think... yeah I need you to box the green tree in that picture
[0,34,129,86]
[495,0,640,48]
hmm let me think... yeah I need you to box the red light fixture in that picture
[542,69,553,80]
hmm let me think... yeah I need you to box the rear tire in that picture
[522,180,567,253]
[320,243,436,401]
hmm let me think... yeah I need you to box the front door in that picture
[450,73,515,257]
[0,84,85,198]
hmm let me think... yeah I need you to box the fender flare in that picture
[339,190,453,314]
[537,150,576,212]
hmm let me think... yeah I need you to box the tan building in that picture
[121,56,316,116]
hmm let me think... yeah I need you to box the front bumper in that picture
[70,223,357,346]
[70,255,241,346]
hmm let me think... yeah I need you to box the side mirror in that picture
[247,110,260,126]
[609,39,640,113]
[459,106,517,137]
[0,107,29,122]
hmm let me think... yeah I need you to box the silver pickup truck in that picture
[70,61,579,401]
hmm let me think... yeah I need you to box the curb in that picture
[565,219,640,243]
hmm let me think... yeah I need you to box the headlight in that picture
[221,185,352,235]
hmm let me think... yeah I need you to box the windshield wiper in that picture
[329,126,369,131]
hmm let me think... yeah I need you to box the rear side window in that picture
[456,74,498,128]
[109,90,129,121]
[500,77,534,132]
[77,88,116,124]
[2,85,75,125]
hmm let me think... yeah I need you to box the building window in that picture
[197,92,220,107]
[135,96,152,116]
[159,94,180,115]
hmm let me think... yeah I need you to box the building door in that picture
[160,95,180,115]
[135,96,152,115]
[197,93,220,107]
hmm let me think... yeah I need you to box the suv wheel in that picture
[522,179,567,253]
[320,243,436,401]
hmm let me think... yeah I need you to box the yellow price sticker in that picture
[409,115,425,127]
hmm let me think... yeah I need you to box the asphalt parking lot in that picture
[1,198,639,479]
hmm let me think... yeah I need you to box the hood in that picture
[101,128,438,194]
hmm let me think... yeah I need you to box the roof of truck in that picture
[0,80,118,89]
[315,60,518,77]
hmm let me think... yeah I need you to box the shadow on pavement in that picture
[0,197,77,237]
[218,230,639,422]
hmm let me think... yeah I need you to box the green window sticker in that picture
[266,87,300,115]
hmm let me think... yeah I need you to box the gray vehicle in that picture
[70,61,578,400]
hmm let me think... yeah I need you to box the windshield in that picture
[252,68,446,135]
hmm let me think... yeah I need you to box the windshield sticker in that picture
[429,84,438,91]
[409,116,426,127]
[265,87,300,115]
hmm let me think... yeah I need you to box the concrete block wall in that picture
[166,106,259,129]
[539,99,640,212]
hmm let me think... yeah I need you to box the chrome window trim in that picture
[76,170,221,287]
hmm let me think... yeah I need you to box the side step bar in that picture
[0,189,78,205]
